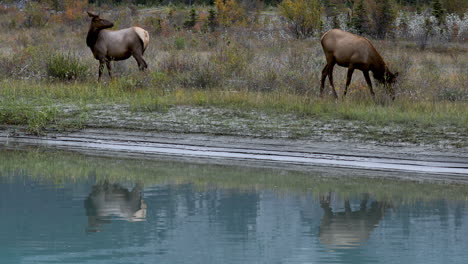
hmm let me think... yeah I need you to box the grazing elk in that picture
[320,29,398,100]
[86,11,149,81]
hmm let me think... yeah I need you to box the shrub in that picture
[47,53,89,81]
[174,37,186,50]
[278,0,323,39]
[214,0,247,27]
[63,0,88,25]
[178,61,221,89]
[160,52,195,74]
[214,41,251,77]
[23,2,49,28]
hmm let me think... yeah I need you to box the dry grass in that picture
[0,6,467,138]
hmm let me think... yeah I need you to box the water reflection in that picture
[84,181,147,232]
[319,193,390,249]
[2,149,468,264]
[214,190,259,237]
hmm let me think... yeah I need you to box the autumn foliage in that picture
[278,0,323,39]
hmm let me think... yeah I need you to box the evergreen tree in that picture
[431,0,445,25]
[207,8,218,32]
[324,0,340,29]
[373,0,396,39]
[351,0,369,35]
[183,8,197,29]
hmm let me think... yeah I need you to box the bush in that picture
[179,61,221,89]
[47,53,89,81]
[214,41,251,77]
[278,0,323,39]
[23,2,49,28]
[214,0,247,27]
[174,37,186,50]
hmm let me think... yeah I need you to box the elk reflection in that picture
[319,193,389,248]
[85,181,147,232]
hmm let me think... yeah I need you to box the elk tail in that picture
[133,27,149,53]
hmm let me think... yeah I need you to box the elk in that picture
[84,182,147,232]
[86,11,150,81]
[320,29,398,100]
[319,193,390,248]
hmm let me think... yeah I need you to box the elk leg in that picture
[328,63,338,99]
[320,192,333,223]
[106,60,113,79]
[320,64,329,97]
[345,199,352,217]
[360,194,369,212]
[133,53,148,71]
[387,85,396,101]
[363,71,376,99]
[98,60,105,82]
[343,67,355,97]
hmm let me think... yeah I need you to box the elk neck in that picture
[86,27,101,50]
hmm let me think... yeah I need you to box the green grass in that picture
[1,79,467,139]
[0,97,60,135]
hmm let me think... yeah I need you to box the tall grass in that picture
[2,79,466,131]
[0,6,466,139]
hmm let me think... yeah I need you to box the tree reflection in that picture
[84,181,147,232]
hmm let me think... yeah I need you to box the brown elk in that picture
[319,193,390,248]
[86,11,150,81]
[320,29,398,100]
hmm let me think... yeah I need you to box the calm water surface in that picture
[1,149,468,264]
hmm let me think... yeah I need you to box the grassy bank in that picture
[0,6,467,145]
[1,79,467,146]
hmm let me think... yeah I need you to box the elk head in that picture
[87,11,114,31]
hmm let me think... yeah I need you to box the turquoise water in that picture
[1,149,468,264]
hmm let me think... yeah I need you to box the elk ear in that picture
[87,11,98,18]
[394,72,399,78]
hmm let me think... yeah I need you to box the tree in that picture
[278,0,323,39]
[183,8,197,29]
[372,0,396,39]
[323,0,340,29]
[442,0,468,15]
[214,0,247,27]
[207,8,218,32]
[350,0,369,35]
[431,0,445,25]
